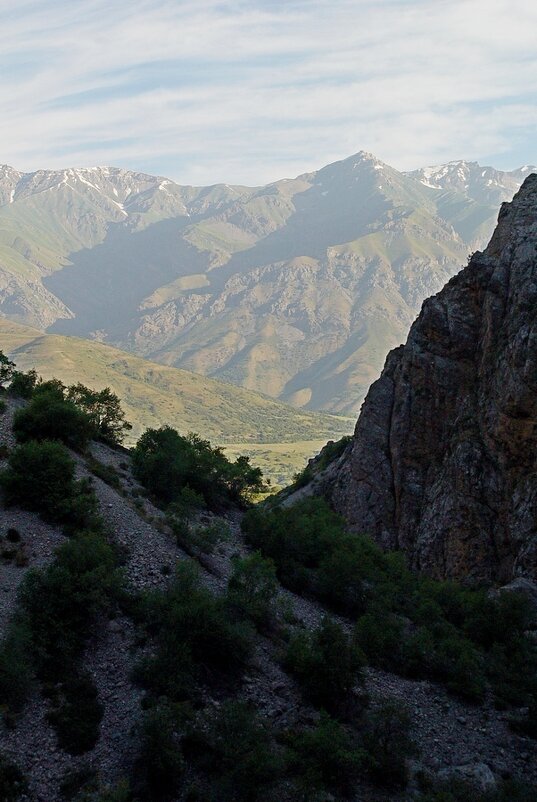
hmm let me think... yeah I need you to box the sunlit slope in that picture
[0,320,352,449]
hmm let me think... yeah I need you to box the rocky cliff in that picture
[331,174,537,583]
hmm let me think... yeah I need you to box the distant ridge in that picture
[0,153,534,415]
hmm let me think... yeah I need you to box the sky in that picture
[1,0,536,185]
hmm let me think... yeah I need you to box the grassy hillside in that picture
[0,319,352,485]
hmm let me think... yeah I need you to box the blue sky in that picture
[1,0,536,184]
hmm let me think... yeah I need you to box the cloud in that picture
[0,0,535,183]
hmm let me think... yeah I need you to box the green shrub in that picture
[47,674,103,755]
[59,763,98,800]
[169,513,230,556]
[8,369,38,399]
[87,456,122,489]
[133,427,264,510]
[247,499,537,707]
[135,704,185,802]
[136,563,252,703]
[0,351,15,390]
[66,384,132,446]
[1,440,99,529]
[0,399,6,414]
[186,701,281,802]
[20,532,120,678]
[13,391,93,451]
[363,700,415,787]
[226,552,279,629]
[286,618,365,712]
[285,712,365,797]
[0,618,35,715]
[0,754,28,801]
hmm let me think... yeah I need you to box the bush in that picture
[286,618,365,712]
[0,351,15,390]
[247,499,537,707]
[169,513,230,557]
[363,700,415,787]
[13,391,93,451]
[20,532,120,678]
[286,712,364,797]
[0,618,35,715]
[186,701,281,802]
[1,440,98,528]
[6,528,20,543]
[135,704,185,802]
[0,754,28,801]
[87,456,122,489]
[136,563,252,703]
[133,427,264,510]
[227,552,279,630]
[8,369,38,399]
[47,673,103,754]
[66,383,132,446]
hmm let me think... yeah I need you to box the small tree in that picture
[0,352,15,390]
[67,384,132,445]
[8,369,38,399]
[227,552,279,629]
[286,617,365,712]
[363,700,415,787]
[13,392,93,451]
[1,440,78,521]
[286,712,365,797]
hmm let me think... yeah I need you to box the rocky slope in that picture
[0,399,535,800]
[0,154,533,415]
[328,173,537,583]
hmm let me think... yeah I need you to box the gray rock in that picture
[329,175,537,582]
[437,762,497,792]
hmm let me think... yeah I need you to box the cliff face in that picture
[331,174,537,583]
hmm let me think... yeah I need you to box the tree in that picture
[66,384,132,445]
[227,552,279,629]
[133,427,264,509]
[13,392,94,451]
[0,351,15,390]
[8,369,38,399]
[286,617,365,712]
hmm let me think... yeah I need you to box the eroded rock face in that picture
[331,174,537,583]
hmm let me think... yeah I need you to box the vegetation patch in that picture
[243,498,537,707]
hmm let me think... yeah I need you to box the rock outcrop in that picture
[331,174,537,583]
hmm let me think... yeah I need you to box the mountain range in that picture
[0,154,534,415]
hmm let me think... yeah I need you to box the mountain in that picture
[0,154,534,415]
[0,318,351,486]
[323,174,537,582]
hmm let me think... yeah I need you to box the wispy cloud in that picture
[0,0,536,183]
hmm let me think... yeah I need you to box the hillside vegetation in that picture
[0,319,351,486]
[0,373,535,801]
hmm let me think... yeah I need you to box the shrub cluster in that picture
[13,389,94,451]
[0,352,132,447]
[285,617,364,713]
[1,440,98,529]
[132,427,264,510]
[134,562,253,705]
[243,498,537,707]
